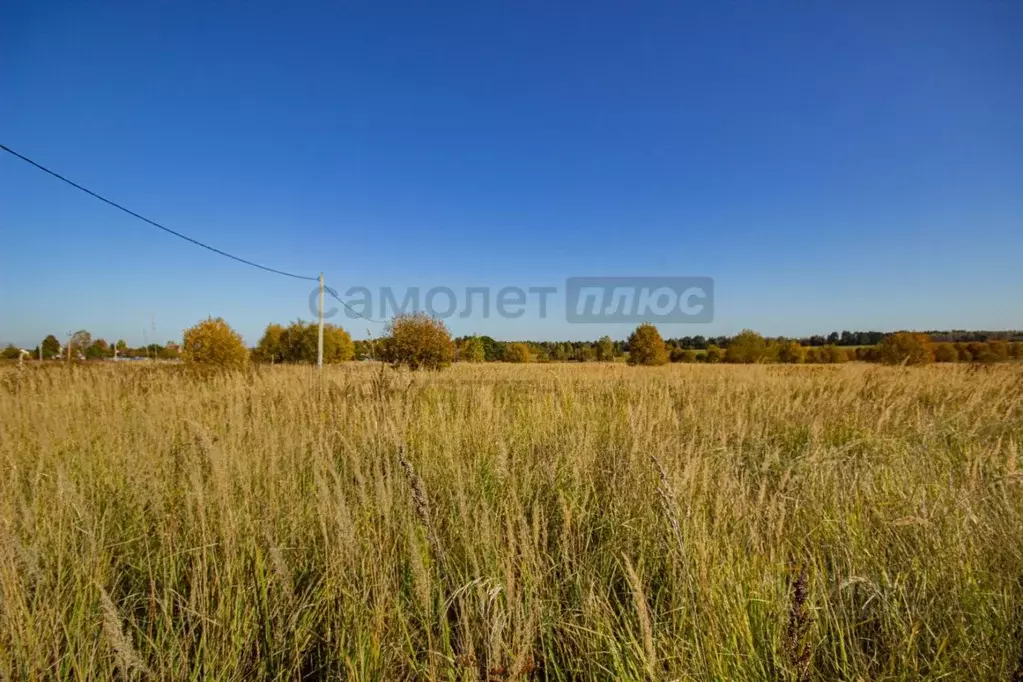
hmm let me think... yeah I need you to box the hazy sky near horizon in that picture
[2,1,1021,347]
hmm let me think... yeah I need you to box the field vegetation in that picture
[2,362,1022,680]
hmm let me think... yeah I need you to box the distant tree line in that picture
[9,323,1021,369]
[5,331,181,361]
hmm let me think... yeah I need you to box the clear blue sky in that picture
[2,1,1021,347]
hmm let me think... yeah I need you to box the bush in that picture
[987,340,1009,362]
[626,323,669,366]
[933,343,958,363]
[777,341,805,364]
[253,322,354,364]
[878,332,932,366]
[704,345,724,364]
[182,317,249,370]
[824,345,847,364]
[383,314,454,371]
[503,342,532,363]
[725,329,769,363]
[596,336,616,362]
[458,336,486,363]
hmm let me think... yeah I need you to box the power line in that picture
[2,142,384,324]
[0,143,318,281]
[324,285,386,324]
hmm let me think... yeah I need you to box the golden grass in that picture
[1,362,1022,680]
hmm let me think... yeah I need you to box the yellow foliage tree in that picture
[627,323,668,366]
[878,332,933,366]
[503,342,532,363]
[777,341,805,364]
[182,317,249,370]
[384,314,454,371]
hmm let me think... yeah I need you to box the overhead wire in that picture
[1,142,384,323]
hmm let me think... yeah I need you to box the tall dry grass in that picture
[1,362,1022,680]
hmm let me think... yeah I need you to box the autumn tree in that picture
[878,332,932,366]
[824,345,847,363]
[253,321,353,364]
[704,345,724,364]
[627,323,668,366]
[458,336,486,363]
[987,340,1009,362]
[253,323,286,363]
[596,335,616,362]
[182,317,249,369]
[503,342,532,363]
[85,339,112,359]
[384,313,454,371]
[777,341,805,364]
[933,343,958,363]
[725,329,769,363]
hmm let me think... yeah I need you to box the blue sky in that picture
[2,1,1021,347]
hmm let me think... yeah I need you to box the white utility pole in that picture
[317,273,325,370]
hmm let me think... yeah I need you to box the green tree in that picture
[704,345,724,364]
[253,323,286,363]
[2,345,21,360]
[503,342,532,363]
[182,317,249,370]
[459,336,486,363]
[878,332,932,366]
[85,339,111,360]
[596,335,616,362]
[627,324,668,366]
[383,313,454,371]
[41,335,61,359]
[725,329,769,363]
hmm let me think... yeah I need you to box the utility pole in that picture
[67,331,73,363]
[317,273,325,370]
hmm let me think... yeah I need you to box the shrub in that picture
[503,342,532,363]
[627,323,669,366]
[182,317,249,370]
[878,332,932,366]
[725,329,769,363]
[777,341,805,364]
[384,314,454,371]
[596,336,616,362]
[704,345,724,364]
[824,345,846,364]
[458,336,486,363]
[987,340,1009,362]
[253,322,354,364]
[933,343,958,363]
[954,342,972,362]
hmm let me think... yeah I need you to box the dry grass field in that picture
[2,362,1022,680]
